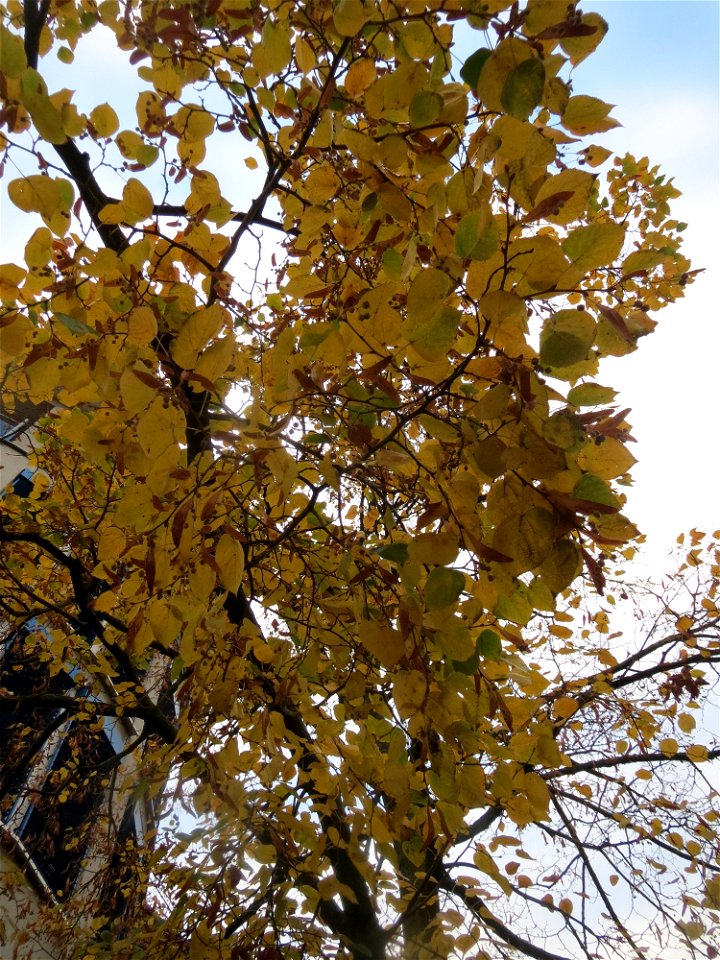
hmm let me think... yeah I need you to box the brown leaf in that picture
[521,191,574,224]
[597,303,632,341]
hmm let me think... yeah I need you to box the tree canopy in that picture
[0,1,718,959]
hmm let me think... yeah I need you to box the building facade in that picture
[0,400,161,958]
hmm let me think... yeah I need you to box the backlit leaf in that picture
[563,95,620,135]
[540,309,595,368]
[501,57,545,120]
[562,222,626,272]
[425,567,464,611]
[216,533,245,594]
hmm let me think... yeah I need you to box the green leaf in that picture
[455,212,499,261]
[476,629,502,660]
[451,653,479,675]
[538,541,582,594]
[54,312,98,337]
[0,24,27,77]
[501,58,545,120]
[409,90,443,127]
[425,567,464,611]
[20,68,67,144]
[382,248,403,278]
[404,306,459,362]
[494,587,533,626]
[460,48,492,89]
[437,619,474,659]
[374,543,410,566]
[573,473,618,508]
[406,268,452,322]
[540,310,595,368]
[455,211,484,259]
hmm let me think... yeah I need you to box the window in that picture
[10,468,35,497]
[14,724,116,897]
[0,634,126,898]
[0,630,73,790]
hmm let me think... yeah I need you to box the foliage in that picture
[0,1,718,958]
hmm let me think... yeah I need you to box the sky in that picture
[568,1,720,570]
[1,1,719,574]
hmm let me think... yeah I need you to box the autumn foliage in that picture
[0,2,718,959]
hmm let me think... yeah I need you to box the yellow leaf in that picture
[577,437,636,480]
[123,177,154,221]
[408,532,459,566]
[0,313,34,357]
[393,670,426,717]
[120,366,156,415]
[89,102,119,138]
[492,507,555,574]
[562,222,626,272]
[345,59,376,98]
[677,712,696,734]
[254,20,291,77]
[679,921,704,942]
[524,771,550,819]
[149,61,183,98]
[533,169,596,225]
[97,526,127,563]
[0,263,26,300]
[333,0,366,37]
[148,599,183,646]
[561,13,608,65]
[216,533,245,594]
[553,697,579,720]
[294,36,316,73]
[172,304,226,369]
[305,165,340,203]
[174,104,215,142]
[189,561,216,602]
[401,20,436,60]
[563,95,620,135]
[192,337,236,390]
[137,396,185,458]
[127,306,158,346]
[358,621,405,668]
[8,175,74,235]
[457,764,486,807]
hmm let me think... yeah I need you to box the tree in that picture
[0,1,718,958]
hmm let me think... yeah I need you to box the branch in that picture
[549,794,645,960]
[545,747,720,779]
[437,866,572,960]
[0,530,178,744]
[152,203,297,236]
[457,804,503,843]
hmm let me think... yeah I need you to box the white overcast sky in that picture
[1,1,718,573]
[571,1,719,569]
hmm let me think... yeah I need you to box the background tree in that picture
[0,1,718,959]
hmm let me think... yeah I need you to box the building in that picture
[0,399,164,958]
